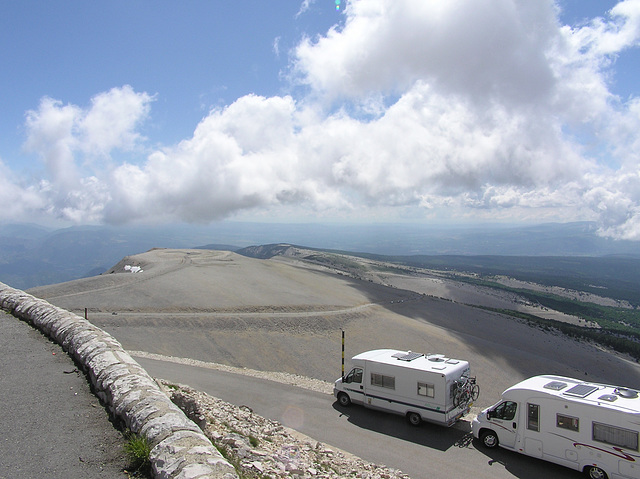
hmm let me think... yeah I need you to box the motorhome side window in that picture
[492,401,517,420]
[593,422,639,451]
[556,414,579,432]
[527,403,540,432]
[371,373,395,389]
[417,382,435,398]
[345,368,363,384]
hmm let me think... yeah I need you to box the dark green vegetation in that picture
[240,244,640,359]
[243,245,640,360]
[469,278,640,361]
[466,277,640,327]
[358,254,640,360]
[355,254,640,306]
[123,432,151,477]
[483,308,640,362]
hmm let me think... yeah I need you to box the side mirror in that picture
[486,411,492,420]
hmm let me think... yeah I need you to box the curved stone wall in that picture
[0,281,238,479]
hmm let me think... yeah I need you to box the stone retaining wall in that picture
[0,281,238,479]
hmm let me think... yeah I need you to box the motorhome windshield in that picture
[345,368,363,384]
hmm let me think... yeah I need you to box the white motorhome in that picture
[472,375,640,479]
[334,349,478,427]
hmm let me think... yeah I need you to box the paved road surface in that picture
[0,312,128,479]
[0,306,586,479]
[137,356,584,479]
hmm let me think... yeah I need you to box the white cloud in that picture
[24,97,81,190]
[273,36,281,57]
[0,159,45,220]
[570,0,640,56]
[289,0,640,237]
[294,0,558,106]
[297,80,591,203]
[80,85,153,156]
[606,97,640,168]
[297,0,316,18]
[19,86,153,223]
[583,167,640,240]
[5,1,640,240]
[99,81,595,225]
[104,94,303,223]
[551,0,640,124]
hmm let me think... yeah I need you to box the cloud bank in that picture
[4,0,640,239]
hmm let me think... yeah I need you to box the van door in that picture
[524,403,542,458]
[488,401,519,449]
[343,368,365,404]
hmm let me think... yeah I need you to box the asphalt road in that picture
[137,356,584,479]
[0,312,128,479]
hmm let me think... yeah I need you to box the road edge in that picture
[0,281,238,479]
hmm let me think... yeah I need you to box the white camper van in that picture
[472,375,640,479]
[334,349,478,427]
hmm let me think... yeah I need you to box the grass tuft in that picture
[123,432,152,477]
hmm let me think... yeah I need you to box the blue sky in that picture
[1,0,640,240]
[0,2,338,155]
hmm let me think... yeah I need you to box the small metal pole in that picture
[341,330,345,380]
[84,308,88,320]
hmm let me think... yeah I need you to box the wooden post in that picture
[84,308,88,320]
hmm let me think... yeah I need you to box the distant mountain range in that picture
[1,221,638,290]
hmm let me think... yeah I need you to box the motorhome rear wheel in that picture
[407,412,421,426]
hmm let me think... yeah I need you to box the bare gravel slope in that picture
[29,248,640,405]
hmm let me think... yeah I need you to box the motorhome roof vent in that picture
[599,394,618,402]
[615,388,639,399]
[392,351,423,362]
[544,381,567,391]
[564,384,598,398]
[428,356,446,362]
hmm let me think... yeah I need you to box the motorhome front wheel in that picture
[480,430,499,448]
[337,392,351,407]
[586,466,608,479]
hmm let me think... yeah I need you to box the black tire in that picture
[407,412,421,426]
[337,392,351,407]
[471,384,480,401]
[480,430,499,448]
[586,466,608,479]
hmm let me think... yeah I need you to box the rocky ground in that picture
[162,380,411,479]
